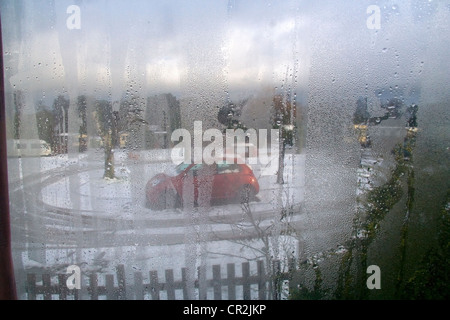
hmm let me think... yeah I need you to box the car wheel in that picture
[158,187,182,209]
[148,199,162,211]
[150,191,172,211]
[165,189,182,209]
[238,184,255,204]
[149,196,164,211]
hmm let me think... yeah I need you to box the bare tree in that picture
[94,100,117,179]
[52,95,70,154]
[271,94,295,184]
[209,187,299,299]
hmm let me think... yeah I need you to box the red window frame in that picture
[0,15,18,300]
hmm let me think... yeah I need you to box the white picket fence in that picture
[26,260,291,300]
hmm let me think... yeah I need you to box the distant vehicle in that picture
[119,133,129,149]
[145,161,260,210]
[354,124,371,148]
[7,139,52,157]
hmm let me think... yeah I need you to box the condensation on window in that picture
[1,0,449,300]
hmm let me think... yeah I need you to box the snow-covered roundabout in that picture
[9,149,305,299]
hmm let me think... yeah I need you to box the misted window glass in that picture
[1,0,449,300]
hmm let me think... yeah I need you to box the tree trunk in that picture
[277,127,285,184]
[103,130,115,179]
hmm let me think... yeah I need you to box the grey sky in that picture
[1,0,449,106]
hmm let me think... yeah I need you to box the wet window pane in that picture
[1,0,449,301]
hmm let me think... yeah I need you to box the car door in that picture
[184,163,202,204]
[193,163,217,205]
[213,163,241,200]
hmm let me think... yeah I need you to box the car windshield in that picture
[163,163,190,176]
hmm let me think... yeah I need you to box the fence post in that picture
[181,268,188,299]
[257,260,266,300]
[212,265,222,300]
[198,265,207,300]
[242,262,250,300]
[227,263,236,300]
[272,260,281,300]
[134,272,144,300]
[89,273,99,300]
[165,269,175,300]
[58,274,67,300]
[150,270,160,300]
[106,274,115,300]
[117,265,126,300]
[27,273,36,300]
[42,273,52,300]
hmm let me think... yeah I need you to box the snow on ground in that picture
[13,149,304,299]
[39,149,304,219]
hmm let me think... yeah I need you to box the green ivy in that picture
[398,191,450,299]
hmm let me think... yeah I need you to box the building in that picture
[145,93,181,149]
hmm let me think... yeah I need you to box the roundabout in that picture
[9,150,305,248]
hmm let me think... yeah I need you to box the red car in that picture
[145,161,260,210]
